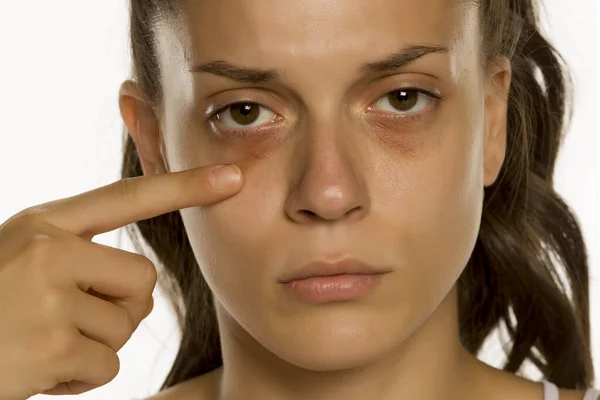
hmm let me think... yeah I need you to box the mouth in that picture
[278,257,392,284]
[280,272,390,303]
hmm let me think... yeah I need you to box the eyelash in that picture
[367,87,441,122]
[207,87,442,137]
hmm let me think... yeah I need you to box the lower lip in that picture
[282,273,387,303]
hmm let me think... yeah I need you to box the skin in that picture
[119,0,588,399]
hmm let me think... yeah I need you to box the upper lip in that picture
[278,257,391,283]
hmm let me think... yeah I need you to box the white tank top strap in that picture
[543,380,559,400]
[542,380,600,400]
[583,388,600,400]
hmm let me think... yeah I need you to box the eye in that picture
[372,88,436,115]
[214,102,277,129]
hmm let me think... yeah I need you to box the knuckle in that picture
[45,326,79,361]
[22,235,71,277]
[24,233,56,265]
[23,233,74,272]
[135,255,158,288]
[39,291,71,321]
[116,304,135,337]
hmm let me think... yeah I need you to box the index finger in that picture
[36,164,243,239]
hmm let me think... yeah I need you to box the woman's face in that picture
[152,0,508,370]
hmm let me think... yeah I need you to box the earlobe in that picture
[118,80,163,176]
[483,57,512,187]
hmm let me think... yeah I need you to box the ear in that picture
[119,80,167,176]
[483,56,512,187]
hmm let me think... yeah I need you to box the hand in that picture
[0,164,243,399]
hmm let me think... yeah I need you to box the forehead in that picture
[172,0,477,63]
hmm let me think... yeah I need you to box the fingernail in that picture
[210,165,241,190]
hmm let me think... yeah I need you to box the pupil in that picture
[240,104,252,115]
[388,90,417,111]
[230,103,260,125]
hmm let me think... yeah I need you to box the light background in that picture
[0,1,597,398]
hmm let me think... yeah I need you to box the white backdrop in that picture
[0,1,597,399]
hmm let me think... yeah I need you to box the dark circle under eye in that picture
[386,90,418,112]
[229,103,260,125]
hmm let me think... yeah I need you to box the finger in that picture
[37,164,243,239]
[144,294,154,318]
[70,287,141,352]
[57,237,156,321]
[42,380,103,396]
[44,336,120,393]
[5,219,153,333]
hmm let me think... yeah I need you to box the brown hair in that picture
[120,0,595,392]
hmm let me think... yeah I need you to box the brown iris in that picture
[228,103,260,125]
[386,90,418,111]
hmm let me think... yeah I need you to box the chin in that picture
[264,308,402,372]
[277,336,393,372]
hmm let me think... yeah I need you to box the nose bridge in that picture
[285,113,370,223]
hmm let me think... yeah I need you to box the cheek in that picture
[178,172,284,307]
[165,113,290,308]
[410,90,485,280]
[374,114,484,295]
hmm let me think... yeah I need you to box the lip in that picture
[278,257,392,284]
[281,274,387,303]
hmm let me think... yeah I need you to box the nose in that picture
[284,125,370,224]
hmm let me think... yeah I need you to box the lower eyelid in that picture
[210,104,275,127]
[365,100,441,130]
[367,97,437,117]
[209,116,285,138]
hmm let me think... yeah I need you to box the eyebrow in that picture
[189,44,449,84]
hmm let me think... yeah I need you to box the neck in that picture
[212,286,486,400]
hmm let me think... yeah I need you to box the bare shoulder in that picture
[143,368,221,400]
[466,357,592,400]
[559,388,596,400]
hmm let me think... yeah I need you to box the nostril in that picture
[298,209,319,221]
[296,206,364,222]
[346,206,363,218]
